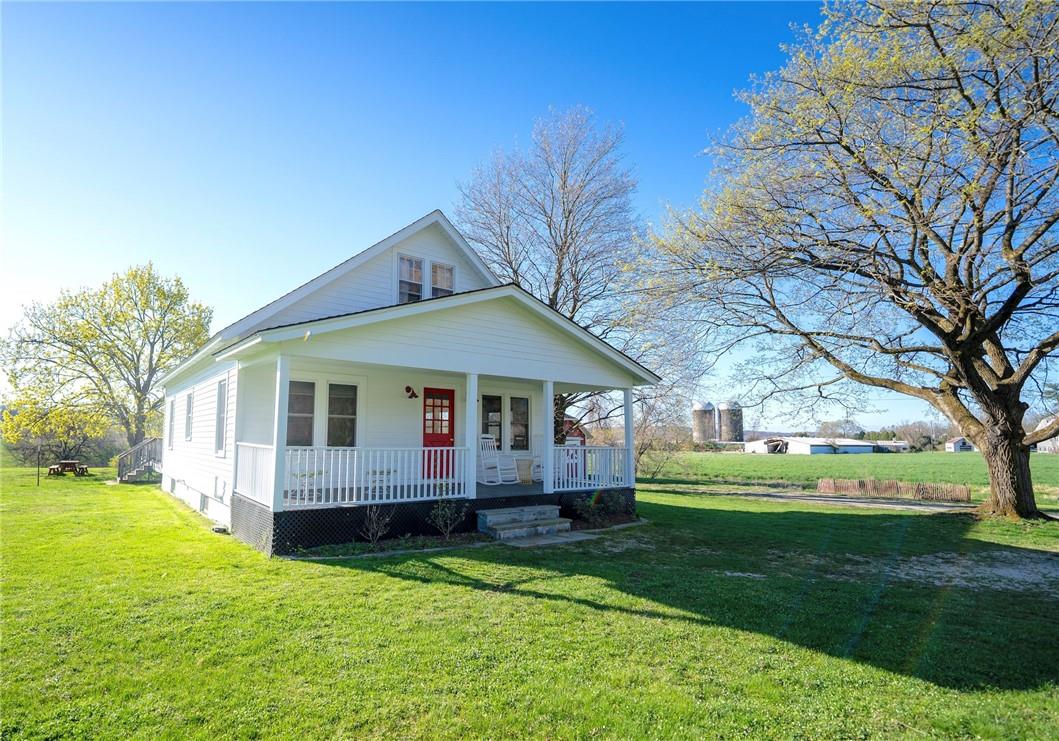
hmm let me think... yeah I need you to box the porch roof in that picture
[214,284,661,387]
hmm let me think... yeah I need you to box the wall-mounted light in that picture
[405,386,419,399]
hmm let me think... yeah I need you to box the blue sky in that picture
[1,1,933,428]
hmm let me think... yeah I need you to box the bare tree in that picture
[648,1,1059,518]
[457,106,648,438]
[817,419,865,440]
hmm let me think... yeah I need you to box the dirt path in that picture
[696,489,977,513]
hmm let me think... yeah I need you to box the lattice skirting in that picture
[230,489,635,556]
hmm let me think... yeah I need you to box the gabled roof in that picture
[214,283,661,386]
[216,210,500,341]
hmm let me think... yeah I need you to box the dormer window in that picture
[399,256,423,304]
[432,263,454,298]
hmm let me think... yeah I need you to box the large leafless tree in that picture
[648,1,1059,518]
[457,106,699,438]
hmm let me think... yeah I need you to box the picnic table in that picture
[48,460,89,476]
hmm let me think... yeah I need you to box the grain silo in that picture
[691,401,716,442]
[717,401,744,442]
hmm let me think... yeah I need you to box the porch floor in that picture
[476,481,545,498]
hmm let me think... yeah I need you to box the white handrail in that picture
[552,446,628,491]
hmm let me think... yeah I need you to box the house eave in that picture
[157,337,226,388]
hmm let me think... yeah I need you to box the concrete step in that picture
[482,517,572,541]
[477,505,560,529]
[504,531,599,548]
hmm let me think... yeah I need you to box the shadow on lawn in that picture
[318,499,1059,692]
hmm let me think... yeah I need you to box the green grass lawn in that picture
[656,451,1059,505]
[2,467,1058,738]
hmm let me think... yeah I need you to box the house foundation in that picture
[231,489,636,556]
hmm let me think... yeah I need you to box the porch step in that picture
[477,505,569,541]
[484,518,572,541]
[477,505,560,528]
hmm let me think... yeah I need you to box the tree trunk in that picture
[978,433,1042,518]
[127,428,145,448]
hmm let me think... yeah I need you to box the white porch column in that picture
[271,355,290,512]
[623,388,635,489]
[464,372,478,499]
[541,380,554,493]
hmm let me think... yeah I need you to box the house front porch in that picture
[227,355,637,554]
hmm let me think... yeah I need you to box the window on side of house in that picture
[168,399,175,449]
[510,396,530,451]
[399,256,423,304]
[287,381,315,447]
[214,379,228,454]
[326,383,357,447]
[184,392,194,441]
[481,395,502,443]
[431,262,454,298]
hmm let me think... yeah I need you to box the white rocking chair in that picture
[478,434,520,485]
[530,435,544,482]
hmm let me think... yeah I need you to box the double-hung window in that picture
[214,379,228,454]
[510,397,530,451]
[481,395,502,441]
[431,263,454,298]
[184,392,194,441]
[399,256,423,303]
[287,381,315,446]
[326,384,357,447]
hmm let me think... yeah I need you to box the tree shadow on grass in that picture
[316,498,1059,691]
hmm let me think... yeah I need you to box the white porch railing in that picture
[234,443,275,506]
[552,446,629,491]
[284,446,467,508]
[235,443,629,509]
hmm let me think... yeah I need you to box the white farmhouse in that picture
[151,211,659,554]
[744,436,877,455]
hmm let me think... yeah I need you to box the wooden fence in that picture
[817,478,971,502]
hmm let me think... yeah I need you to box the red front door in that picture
[422,387,455,478]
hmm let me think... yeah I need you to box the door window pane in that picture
[327,383,357,447]
[287,381,315,446]
[432,263,454,298]
[510,397,529,451]
[425,392,450,435]
[399,256,423,303]
[481,395,502,442]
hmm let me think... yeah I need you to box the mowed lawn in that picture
[2,468,1058,738]
[658,451,1059,504]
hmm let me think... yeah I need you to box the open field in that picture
[2,467,1058,738]
[656,451,1059,505]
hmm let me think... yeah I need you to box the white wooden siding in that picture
[272,297,639,388]
[235,358,544,458]
[256,224,492,331]
[161,363,238,525]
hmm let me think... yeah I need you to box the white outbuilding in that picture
[744,436,876,455]
[945,436,976,452]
